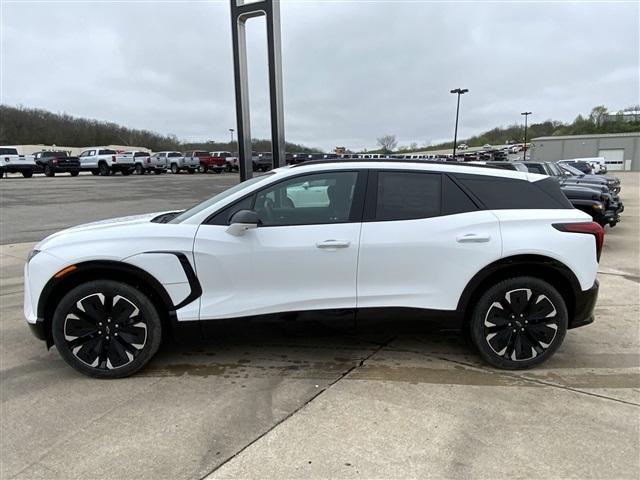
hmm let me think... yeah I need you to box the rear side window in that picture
[99,149,116,155]
[442,175,478,215]
[375,171,441,221]
[453,174,571,210]
[134,152,148,157]
[525,164,546,175]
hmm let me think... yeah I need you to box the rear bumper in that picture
[569,279,598,329]
[111,164,134,172]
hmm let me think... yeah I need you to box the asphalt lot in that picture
[1,171,639,479]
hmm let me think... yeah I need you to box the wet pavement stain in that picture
[139,359,640,390]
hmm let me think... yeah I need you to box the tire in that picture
[22,170,33,178]
[51,280,162,378]
[199,165,208,174]
[0,168,4,178]
[225,163,233,173]
[121,169,132,176]
[98,162,111,176]
[469,276,568,369]
[44,163,55,177]
[135,164,145,175]
[171,163,179,174]
[70,171,80,177]
[252,162,258,171]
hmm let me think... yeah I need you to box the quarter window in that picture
[375,171,441,221]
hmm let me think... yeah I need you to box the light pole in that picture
[521,111,532,159]
[229,128,235,145]
[450,88,468,160]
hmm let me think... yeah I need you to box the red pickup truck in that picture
[183,151,225,174]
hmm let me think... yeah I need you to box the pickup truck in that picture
[165,151,198,174]
[33,151,80,177]
[115,151,164,175]
[78,147,134,176]
[182,150,224,174]
[0,147,36,178]
[210,151,238,172]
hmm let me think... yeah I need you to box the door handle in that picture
[456,233,491,243]
[316,240,351,249]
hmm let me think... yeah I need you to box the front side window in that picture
[255,171,358,226]
[375,171,441,221]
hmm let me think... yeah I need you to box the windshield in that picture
[559,163,583,176]
[170,173,274,223]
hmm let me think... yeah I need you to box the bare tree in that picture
[376,134,398,153]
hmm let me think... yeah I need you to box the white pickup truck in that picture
[0,147,36,178]
[163,151,199,174]
[78,147,134,176]
[115,151,165,175]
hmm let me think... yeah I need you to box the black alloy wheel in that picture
[470,277,567,369]
[44,163,55,177]
[52,280,162,378]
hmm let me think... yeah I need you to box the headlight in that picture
[27,249,41,263]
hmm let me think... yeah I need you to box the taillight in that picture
[553,222,605,262]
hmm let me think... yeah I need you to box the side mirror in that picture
[226,209,260,236]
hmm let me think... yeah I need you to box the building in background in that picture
[531,132,640,171]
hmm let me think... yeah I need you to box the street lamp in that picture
[450,88,469,160]
[521,112,532,159]
[229,128,235,145]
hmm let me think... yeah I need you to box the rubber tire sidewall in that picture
[469,276,568,370]
[51,280,162,379]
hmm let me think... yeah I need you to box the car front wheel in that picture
[51,280,162,378]
[469,276,568,369]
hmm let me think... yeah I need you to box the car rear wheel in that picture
[171,163,179,174]
[44,164,55,177]
[22,170,34,178]
[469,276,568,369]
[51,280,162,378]
[121,169,132,176]
[135,164,145,175]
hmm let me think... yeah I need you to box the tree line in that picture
[375,105,640,153]
[0,105,317,153]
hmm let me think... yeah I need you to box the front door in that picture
[193,170,365,319]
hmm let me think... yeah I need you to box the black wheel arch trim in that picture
[36,253,202,346]
[457,254,585,328]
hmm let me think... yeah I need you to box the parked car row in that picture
[0,148,244,177]
[476,159,624,228]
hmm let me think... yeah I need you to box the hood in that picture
[35,211,171,249]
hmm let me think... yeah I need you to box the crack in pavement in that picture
[408,343,640,408]
[197,336,397,480]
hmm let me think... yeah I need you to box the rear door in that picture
[357,170,502,311]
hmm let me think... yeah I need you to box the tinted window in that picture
[0,148,18,155]
[255,172,358,226]
[375,171,440,221]
[454,174,570,210]
[134,152,148,157]
[442,175,478,215]
[99,149,116,155]
[168,152,181,157]
[525,164,546,175]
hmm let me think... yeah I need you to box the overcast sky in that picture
[2,1,638,151]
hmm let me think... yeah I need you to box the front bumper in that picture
[569,279,599,329]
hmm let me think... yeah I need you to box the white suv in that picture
[24,161,602,377]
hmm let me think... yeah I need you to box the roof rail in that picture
[290,158,500,169]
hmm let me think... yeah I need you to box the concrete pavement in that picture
[1,172,638,479]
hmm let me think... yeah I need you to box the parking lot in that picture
[1,172,639,479]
